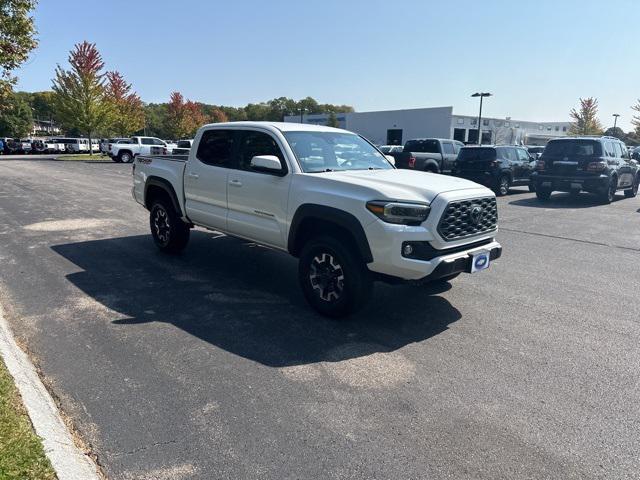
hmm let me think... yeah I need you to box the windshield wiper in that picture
[308,168,335,173]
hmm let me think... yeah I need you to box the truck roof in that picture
[200,121,351,134]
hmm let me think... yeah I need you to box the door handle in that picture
[187,172,199,179]
[229,179,242,187]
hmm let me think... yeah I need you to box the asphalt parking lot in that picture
[0,158,639,479]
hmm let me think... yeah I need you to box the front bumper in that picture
[533,173,608,192]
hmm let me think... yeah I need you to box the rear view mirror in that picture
[250,155,283,173]
[385,155,396,165]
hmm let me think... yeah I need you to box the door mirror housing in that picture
[385,155,396,166]
[250,155,283,173]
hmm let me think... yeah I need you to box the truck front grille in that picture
[437,197,497,241]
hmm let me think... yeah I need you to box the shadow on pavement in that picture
[52,232,461,367]
[509,192,624,209]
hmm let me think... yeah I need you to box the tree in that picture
[0,0,38,110]
[0,92,32,136]
[569,97,602,135]
[209,108,228,123]
[52,42,113,154]
[631,99,640,136]
[105,71,144,136]
[164,92,207,139]
[603,126,624,140]
[327,112,339,128]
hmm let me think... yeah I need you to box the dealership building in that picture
[284,106,570,146]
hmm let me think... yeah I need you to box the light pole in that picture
[612,113,620,133]
[299,107,306,124]
[471,92,492,144]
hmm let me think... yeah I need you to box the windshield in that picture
[283,131,393,173]
[543,139,601,157]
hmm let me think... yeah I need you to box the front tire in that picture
[536,187,552,201]
[150,200,190,253]
[298,235,372,318]
[495,175,510,196]
[624,174,639,198]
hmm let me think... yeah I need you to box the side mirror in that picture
[385,154,396,166]
[250,155,283,173]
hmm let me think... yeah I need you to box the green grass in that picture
[0,358,56,480]
[55,154,110,161]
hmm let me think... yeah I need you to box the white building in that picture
[284,106,570,146]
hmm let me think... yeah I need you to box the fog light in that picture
[403,244,414,256]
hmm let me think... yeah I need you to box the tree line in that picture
[0,38,353,142]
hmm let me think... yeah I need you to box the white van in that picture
[52,138,90,153]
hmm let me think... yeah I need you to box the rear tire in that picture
[298,235,372,318]
[624,174,639,198]
[599,176,617,204]
[150,200,190,253]
[536,187,552,201]
[118,151,133,163]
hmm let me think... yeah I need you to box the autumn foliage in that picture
[164,91,209,139]
[105,71,144,136]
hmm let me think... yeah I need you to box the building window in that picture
[515,124,520,128]
[483,119,489,126]
[504,122,510,127]
[555,126,559,131]
[470,118,477,125]
[562,126,567,132]
[457,118,464,124]
[539,125,544,131]
[494,120,503,127]
[547,126,552,131]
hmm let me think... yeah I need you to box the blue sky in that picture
[16,0,639,130]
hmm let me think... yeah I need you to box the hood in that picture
[319,169,490,203]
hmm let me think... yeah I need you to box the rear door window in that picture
[516,148,530,162]
[196,129,236,167]
[442,142,455,154]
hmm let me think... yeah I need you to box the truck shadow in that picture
[51,232,461,367]
[509,192,624,209]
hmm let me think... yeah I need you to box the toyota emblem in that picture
[469,205,483,225]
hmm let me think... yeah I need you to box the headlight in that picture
[366,201,430,225]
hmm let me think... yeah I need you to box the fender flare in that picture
[144,176,183,216]
[288,204,373,263]
[421,159,441,173]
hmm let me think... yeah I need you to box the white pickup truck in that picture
[110,136,169,163]
[132,122,502,317]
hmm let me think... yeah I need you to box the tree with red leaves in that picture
[105,71,144,136]
[52,41,113,154]
[164,91,207,139]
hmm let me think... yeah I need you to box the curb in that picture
[0,303,101,480]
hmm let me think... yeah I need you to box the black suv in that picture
[531,136,640,203]
[452,145,535,196]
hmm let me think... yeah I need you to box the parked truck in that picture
[391,138,465,174]
[132,122,501,317]
[110,136,169,163]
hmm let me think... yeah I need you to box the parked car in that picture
[526,145,545,160]
[171,139,193,155]
[630,146,640,161]
[110,136,169,163]
[17,139,33,154]
[0,138,3,155]
[51,138,90,153]
[531,136,639,203]
[31,139,47,153]
[132,121,502,317]
[378,145,404,154]
[1,138,19,154]
[391,138,464,174]
[452,145,535,196]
